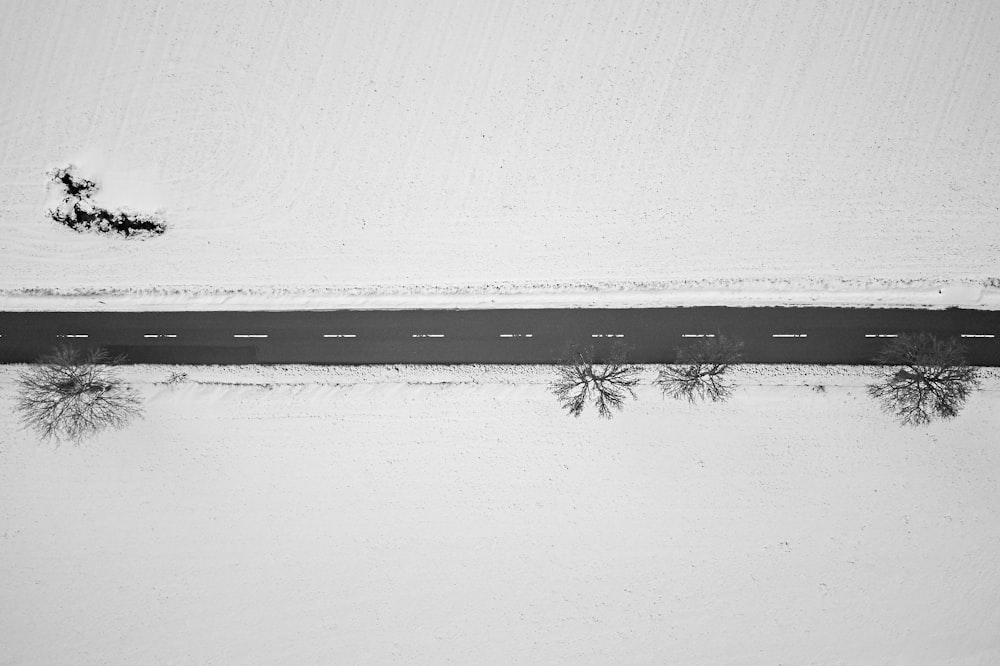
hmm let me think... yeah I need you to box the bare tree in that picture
[550,342,641,418]
[657,334,743,403]
[867,333,980,426]
[15,345,143,442]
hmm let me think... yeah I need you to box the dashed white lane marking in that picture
[681,334,715,338]
[772,334,807,338]
[961,334,995,338]
[591,334,625,338]
[412,334,445,338]
[864,334,898,338]
[233,334,268,338]
[57,334,88,338]
[144,334,177,338]
[323,334,357,338]
[499,333,533,338]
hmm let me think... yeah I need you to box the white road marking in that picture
[681,334,715,338]
[144,334,178,338]
[961,334,995,338]
[412,334,445,338]
[323,334,357,338]
[772,334,807,338]
[57,334,88,338]
[864,334,898,338]
[499,333,533,338]
[233,334,268,338]
[591,334,625,338]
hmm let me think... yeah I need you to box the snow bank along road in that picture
[1,308,999,365]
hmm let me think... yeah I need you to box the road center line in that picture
[499,333,533,338]
[233,334,268,339]
[412,334,445,338]
[681,334,715,338]
[960,334,995,338]
[323,334,357,338]
[864,334,898,338]
[591,334,625,338]
[57,334,88,338]
[144,334,178,338]
[772,334,807,338]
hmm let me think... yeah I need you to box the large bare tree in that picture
[15,345,143,442]
[657,334,743,403]
[550,342,641,418]
[867,333,980,426]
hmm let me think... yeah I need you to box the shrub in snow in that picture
[550,341,641,418]
[47,165,166,238]
[164,371,189,385]
[867,333,980,426]
[657,334,743,403]
[51,166,99,198]
[15,345,143,442]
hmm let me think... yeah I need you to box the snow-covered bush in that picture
[47,165,166,238]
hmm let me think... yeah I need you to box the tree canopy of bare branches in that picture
[867,333,980,426]
[550,342,641,418]
[656,334,743,403]
[15,345,143,442]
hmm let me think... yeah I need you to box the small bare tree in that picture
[550,342,641,418]
[15,345,143,442]
[657,334,743,403]
[867,333,980,426]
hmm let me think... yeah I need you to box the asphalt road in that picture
[0,308,998,365]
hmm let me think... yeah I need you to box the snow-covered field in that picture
[2,365,999,664]
[3,2,1000,663]
[1,0,999,309]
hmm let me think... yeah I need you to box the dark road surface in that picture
[0,308,998,365]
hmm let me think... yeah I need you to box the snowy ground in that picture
[2,1,999,662]
[2,364,999,664]
[1,0,999,309]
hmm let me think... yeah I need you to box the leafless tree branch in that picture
[15,344,143,442]
[656,334,743,403]
[867,333,980,426]
[550,342,641,418]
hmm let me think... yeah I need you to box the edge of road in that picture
[1,280,999,312]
